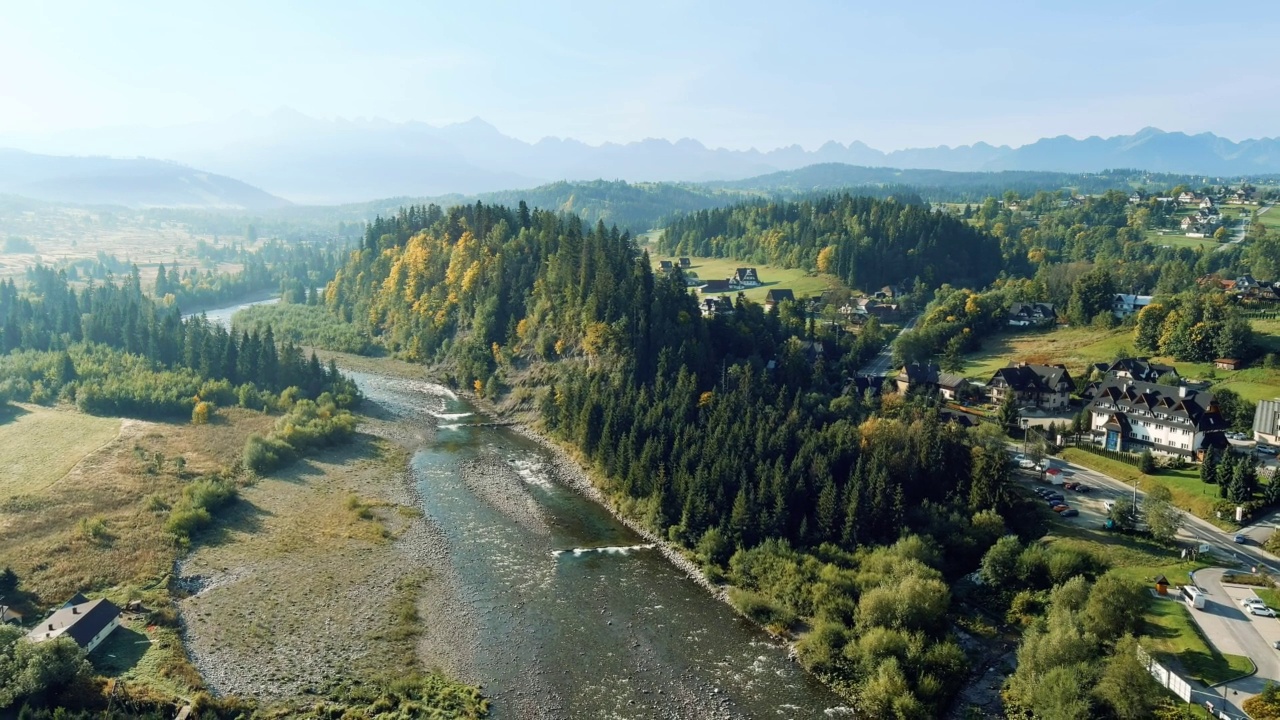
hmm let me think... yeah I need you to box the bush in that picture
[164,477,237,541]
[1138,449,1156,474]
[728,587,797,630]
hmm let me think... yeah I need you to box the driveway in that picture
[1189,569,1280,703]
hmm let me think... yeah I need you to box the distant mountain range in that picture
[0,150,289,210]
[4,112,1280,204]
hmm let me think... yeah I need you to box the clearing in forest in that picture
[0,404,120,493]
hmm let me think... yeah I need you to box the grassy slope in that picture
[654,256,838,302]
[0,404,275,701]
[959,322,1280,401]
[0,405,120,494]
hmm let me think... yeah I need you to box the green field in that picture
[0,404,120,493]
[656,256,837,302]
[1256,205,1279,231]
[959,321,1280,401]
[1145,229,1220,250]
[959,326,1134,380]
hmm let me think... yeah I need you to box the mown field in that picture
[652,255,837,302]
[0,405,120,494]
[0,403,275,702]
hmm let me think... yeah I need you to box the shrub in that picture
[728,587,797,630]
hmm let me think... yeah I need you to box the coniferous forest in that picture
[323,200,1049,714]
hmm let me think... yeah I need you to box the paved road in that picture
[1216,201,1272,252]
[858,313,920,377]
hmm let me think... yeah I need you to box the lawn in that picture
[1041,526,1251,685]
[959,326,1134,380]
[656,255,838,302]
[1060,448,1225,526]
[1145,229,1220,250]
[0,404,120,494]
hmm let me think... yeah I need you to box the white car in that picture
[1251,606,1276,618]
[1018,459,1036,469]
[1242,597,1266,609]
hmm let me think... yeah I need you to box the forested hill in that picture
[658,194,1003,292]
[323,201,1056,713]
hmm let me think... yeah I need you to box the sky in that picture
[1,0,1278,152]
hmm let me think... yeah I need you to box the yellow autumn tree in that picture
[816,245,838,274]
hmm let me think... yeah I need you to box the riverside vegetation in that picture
[0,253,486,716]
[312,197,1231,717]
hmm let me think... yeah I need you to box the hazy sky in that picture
[2,0,1277,151]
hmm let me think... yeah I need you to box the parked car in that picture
[1051,504,1069,512]
[1063,481,1077,490]
[1061,508,1079,517]
[1251,606,1276,618]
[1235,534,1248,544]
[1018,459,1036,469]
[1242,597,1265,608]
[1074,485,1091,493]
[1259,445,1278,456]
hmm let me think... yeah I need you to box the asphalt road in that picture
[858,313,919,376]
[1027,450,1280,716]
[1216,201,1272,252]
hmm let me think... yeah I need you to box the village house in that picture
[678,257,691,268]
[1092,358,1178,384]
[1177,191,1199,204]
[1214,358,1242,371]
[895,362,941,394]
[700,295,735,318]
[1006,302,1056,327]
[1112,293,1154,319]
[1243,284,1280,304]
[1199,196,1216,210]
[700,279,732,294]
[1229,189,1252,204]
[1235,275,1260,290]
[1088,379,1229,458]
[728,268,762,289]
[1255,399,1280,445]
[26,597,122,653]
[764,288,795,311]
[658,260,673,273]
[984,363,1074,410]
[937,372,968,401]
[1128,191,1146,204]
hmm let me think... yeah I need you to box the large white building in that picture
[1088,379,1229,458]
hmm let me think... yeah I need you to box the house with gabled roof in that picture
[729,268,761,289]
[1088,379,1229,458]
[1093,358,1178,384]
[26,597,121,653]
[984,363,1074,410]
[1255,399,1280,445]
[764,288,795,311]
[1007,302,1056,327]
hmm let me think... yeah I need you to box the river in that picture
[200,297,850,719]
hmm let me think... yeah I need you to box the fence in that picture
[1136,645,1250,719]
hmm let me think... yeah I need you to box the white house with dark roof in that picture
[26,597,121,653]
[1112,293,1154,319]
[984,363,1074,410]
[1088,379,1229,457]
[728,268,761,289]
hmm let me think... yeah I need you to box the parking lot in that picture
[1186,568,1280,698]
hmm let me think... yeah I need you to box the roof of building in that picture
[765,288,795,303]
[1,605,23,624]
[986,363,1072,393]
[1009,301,1055,319]
[1256,399,1280,434]
[27,598,121,647]
[733,267,759,280]
[898,361,941,384]
[939,408,979,427]
[937,372,967,389]
[1099,358,1178,382]
[700,279,732,293]
[62,592,90,608]
[1089,379,1228,433]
